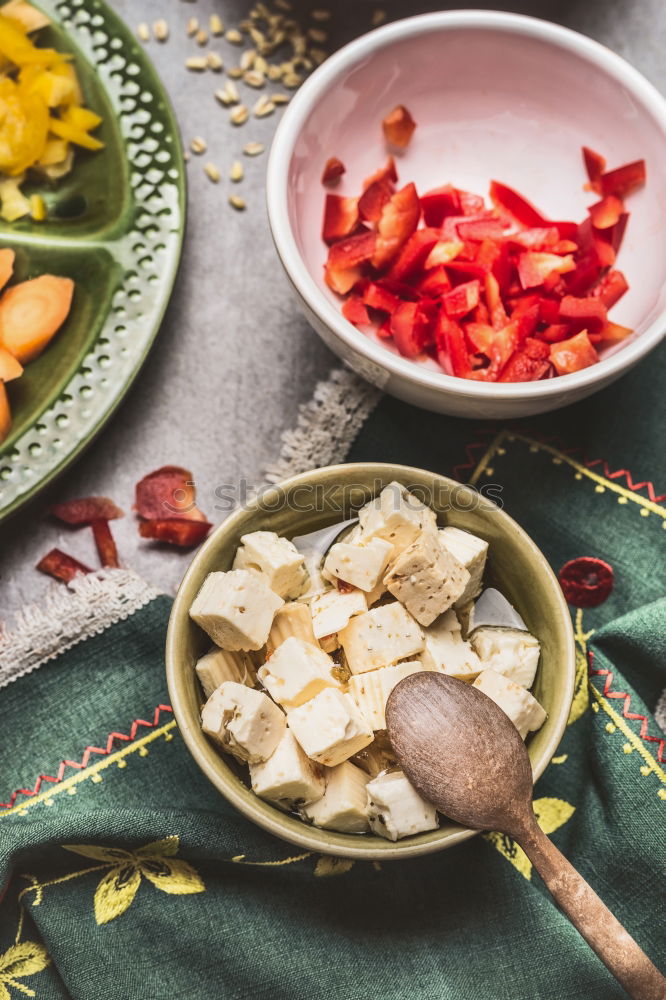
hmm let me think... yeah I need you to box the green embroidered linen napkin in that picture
[0,346,664,1000]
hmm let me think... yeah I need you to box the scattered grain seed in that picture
[309,48,327,65]
[210,14,224,35]
[185,56,207,71]
[137,22,150,42]
[186,17,199,37]
[240,49,256,70]
[243,141,265,156]
[311,8,331,21]
[184,150,190,162]
[249,27,265,48]
[214,80,239,105]
[196,29,209,46]
[274,0,292,10]
[229,195,246,210]
[282,72,302,88]
[226,28,243,44]
[227,66,243,78]
[204,162,221,182]
[230,160,244,182]
[372,8,386,25]
[254,55,268,75]
[230,104,249,125]
[269,93,289,105]
[153,18,169,41]
[239,19,252,33]
[253,95,275,117]
[267,64,282,81]
[244,70,265,88]
[308,27,327,43]
[190,136,207,154]
[206,51,223,71]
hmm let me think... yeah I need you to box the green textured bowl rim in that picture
[166,462,576,860]
[0,0,186,523]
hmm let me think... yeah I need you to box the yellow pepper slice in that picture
[2,0,51,33]
[0,14,63,67]
[63,105,102,131]
[0,76,49,175]
[48,115,104,151]
[37,137,68,166]
[19,66,76,107]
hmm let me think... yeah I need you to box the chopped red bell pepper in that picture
[588,195,624,230]
[321,157,345,185]
[436,313,470,377]
[550,330,599,375]
[50,496,124,526]
[582,146,606,192]
[511,299,540,341]
[600,159,646,199]
[424,240,464,268]
[591,269,628,309]
[363,282,400,314]
[537,297,561,325]
[457,217,506,242]
[324,263,362,295]
[372,183,421,269]
[416,265,451,296]
[362,156,397,191]
[457,190,485,216]
[92,519,119,568]
[487,321,519,376]
[489,180,546,228]
[322,195,359,244]
[37,548,93,582]
[559,294,607,332]
[499,337,550,382]
[591,320,632,344]
[443,279,481,319]
[464,322,495,354]
[328,230,377,269]
[517,252,575,289]
[390,301,433,357]
[387,228,440,281]
[420,185,461,226]
[507,226,560,250]
[139,519,212,547]
[484,272,507,329]
[135,467,208,522]
[342,295,370,326]
[358,177,394,222]
[382,105,416,149]
[539,323,571,343]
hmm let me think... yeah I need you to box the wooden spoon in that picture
[385,672,665,1000]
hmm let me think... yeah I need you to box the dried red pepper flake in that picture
[382,105,416,149]
[92,519,119,568]
[558,557,614,608]
[336,578,355,594]
[36,548,93,583]
[50,496,124,525]
[135,466,206,523]
[138,518,212,548]
[321,156,345,185]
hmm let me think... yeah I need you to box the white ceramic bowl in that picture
[267,11,666,419]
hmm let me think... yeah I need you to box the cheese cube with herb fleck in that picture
[190,569,283,650]
[311,588,367,639]
[420,609,481,681]
[338,601,424,675]
[366,771,439,841]
[233,530,306,598]
[258,636,340,708]
[358,481,437,554]
[439,527,488,606]
[473,669,546,738]
[267,602,318,655]
[302,761,370,833]
[201,681,285,763]
[471,628,540,689]
[250,728,324,809]
[287,688,373,766]
[384,528,470,626]
[323,537,393,592]
[195,647,256,698]
[348,660,430,730]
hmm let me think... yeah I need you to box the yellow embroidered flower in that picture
[485,797,576,880]
[62,836,205,925]
[0,940,50,999]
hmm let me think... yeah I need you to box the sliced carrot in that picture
[0,273,74,363]
[0,381,11,444]
[0,345,22,380]
[0,248,14,291]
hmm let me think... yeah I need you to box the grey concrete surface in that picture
[1,0,664,618]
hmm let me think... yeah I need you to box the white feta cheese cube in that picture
[267,602,317,655]
[358,481,437,554]
[471,627,541,689]
[338,602,424,675]
[366,771,439,841]
[302,761,370,833]
[258,636,340,708]
[195,647,256,698]
[201,681,285,763]
[323,537,393,593]
[311,588,367,639]
[439,527,488,606]
[383,528,470,626]
[287,688,373,767]
[365,579,388,607]
[249,728,324,809]
[348,660,430,730]
[233,530,306,599]
[190,570,284,651]
[473,669,547,738]
[420,609,481,682]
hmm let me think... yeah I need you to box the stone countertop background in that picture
[1,0,663,617]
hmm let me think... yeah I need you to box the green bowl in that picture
[166,463,575,860]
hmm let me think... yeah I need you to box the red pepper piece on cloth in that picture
[382,105,416,149]
[135,466,207,522]
[321,157,345,185]
[558,556,614,607]
[50,496,124,525]
[36,548,93,582]
[92,519,119,568]
[139,519,212,548]
[322,195,359,244]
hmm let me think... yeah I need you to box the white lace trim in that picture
[0,569,161,690]
[264,365,381,483]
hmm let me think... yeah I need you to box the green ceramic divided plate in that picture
[0,0,185,522]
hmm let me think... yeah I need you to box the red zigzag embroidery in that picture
[588,652,665,763]
[0,704,173,810]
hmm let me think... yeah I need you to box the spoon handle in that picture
[517,817,665,1000]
